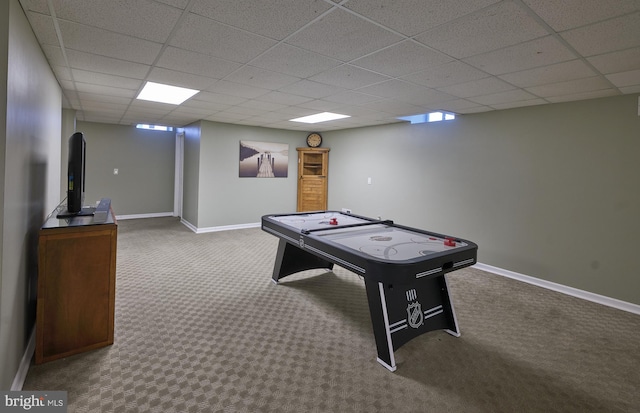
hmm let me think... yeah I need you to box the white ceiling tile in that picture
[271,106,318,117]
[60,83,78,94]
[437,77,516,98]
[160,115,203,127]
[180,99,230,113]
[322,91,382,105]
[204,81,270,99]
[456,106,494,114]
[255,91,314,106]
[310,65,390,89]
[170,13,277,63]
[73,82,137,98]
[170,106,218,117]
[522,0,639,31]
[147,67,218,90]
[468,89,539,105]
[80,111,125,123]
[71,69,142,90]
[463,36,577,75]
[221,106,269,117]
[50,0,183,43]
[63,48,151,79]
[351,40,453,77]
[357,79,452,104]
[236,100,288,112]
[587,47,640,74]
[491,99,547,110]
[526,76,615,97]
[619,85,640,94]
[41,45,65,66]
[156,47,242,79]
[154,0,190,9]
[207,111,251,122]
[360,99,424,116]
[23,0,640,128]
[52,66,72,81]
[545,89,619,103]
[278,80,344,99]
[343,0,500,36]
[561,13,640,57]
[606,69,640,87]
[285,8,403,61]
[433,99,487,112]
[20,0,50,15]
[223,66,300,90]
[77,93,132,106]
[249,44,342,78]
[401,61,489,88]
[80,101,127,114]
[128,99,175,111]
[297,99,347,112]
[58,20,163,64]
[338,105,392,119]
[190,91,247,106]
[415,1,549,59]
[191,0,333,40]
[24,12,58,45]
[498,59,597,88]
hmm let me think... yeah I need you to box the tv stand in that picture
[55,206,96,218]
[36,201,117,364]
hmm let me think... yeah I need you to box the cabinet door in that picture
[298,176,327,211]
[37,227,116,363]
[297,148,329,212]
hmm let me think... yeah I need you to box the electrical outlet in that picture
[341,208,352,214]
[113,168,119,175]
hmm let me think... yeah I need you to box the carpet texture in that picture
[23,217,640,412]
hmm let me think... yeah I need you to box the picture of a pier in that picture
[239,141,289,178]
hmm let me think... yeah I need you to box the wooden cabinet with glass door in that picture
[297,147,330,212]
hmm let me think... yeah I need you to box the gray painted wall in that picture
[182,122,201,226]
[326,94,640,305]
[60,108,76,201]
[0,0,61,389]
[75,121,175,216]
[186,121,301,229]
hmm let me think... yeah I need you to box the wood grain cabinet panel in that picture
[36,208,117,364]
[297,147,330,212]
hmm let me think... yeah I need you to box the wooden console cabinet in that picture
[35,204,117,364]
[297,147,330,212]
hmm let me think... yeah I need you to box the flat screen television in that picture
[57,132,92,217]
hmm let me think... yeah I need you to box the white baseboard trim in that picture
[11,326,35,391]
[474,262,640,316]
[180,219,261,234]
[116,212,174,220]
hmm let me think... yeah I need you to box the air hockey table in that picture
[261,211,478,371]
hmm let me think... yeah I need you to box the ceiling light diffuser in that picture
[136,81,199,105]
[290,112,350,124]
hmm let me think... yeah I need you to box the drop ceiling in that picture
[18,0,640,131]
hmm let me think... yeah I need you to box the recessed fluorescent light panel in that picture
[398,111,456,124]
[136,81,199,105]
[290,112,350,124]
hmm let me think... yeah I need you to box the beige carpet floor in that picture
[23,217,640,412]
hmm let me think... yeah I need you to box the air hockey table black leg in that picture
[364,279,398,371]
[271,239,334,283]
[364,275,461,372]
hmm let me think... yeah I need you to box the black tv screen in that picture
[67,132,86,214]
